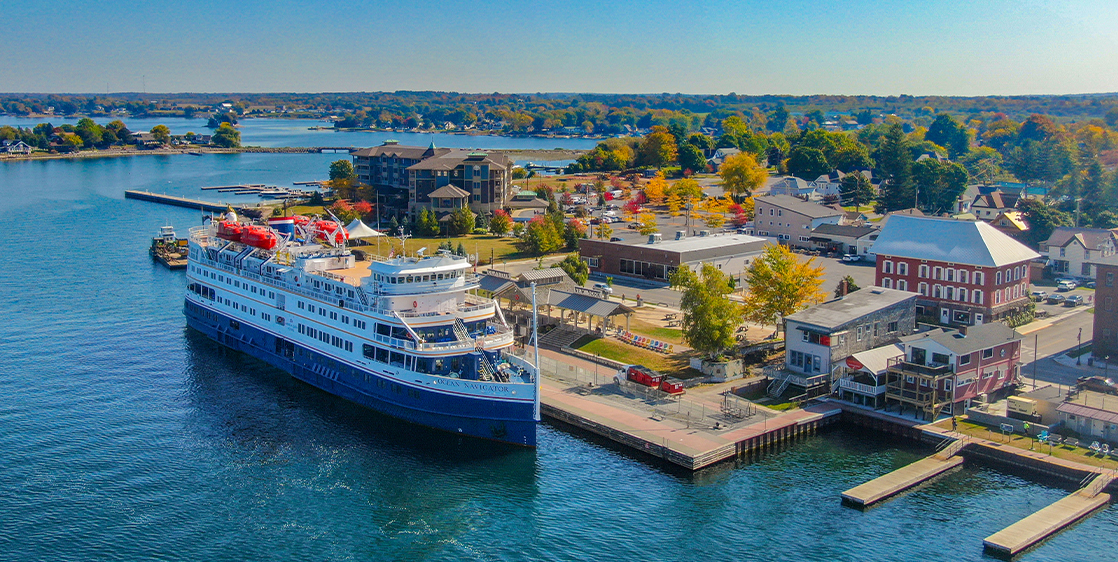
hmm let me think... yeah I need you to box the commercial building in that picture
[751,195,844,248]
[872,215,1040,327]
[780,287,918,401]
[351,141,513,216]
[808,223,879,257]
[578,232,768,282]
[883,323,1023,420]
[1056,391,1118,442]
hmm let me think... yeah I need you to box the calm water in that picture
[1,149,1114,561]
[0,116,601,150]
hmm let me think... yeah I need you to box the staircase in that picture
[452,317,473,343]
[538,326,588,349]
[767,376,790,398]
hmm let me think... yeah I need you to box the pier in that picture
[983,472,1114,559]
[124,190,264,213]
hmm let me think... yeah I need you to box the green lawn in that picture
[934,419,1118,470]
[627,317,684,345]
[575,338,701,379]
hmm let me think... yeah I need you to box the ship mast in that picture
[531,282,540,423]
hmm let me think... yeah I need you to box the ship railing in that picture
[192,254,377,314]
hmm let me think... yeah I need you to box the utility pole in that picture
[1033,333,1038,389]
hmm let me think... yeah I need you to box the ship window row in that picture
[375,270,463,284]
[195,267,275,299]
[298,324,354,353]
[188,283,216,300]
[295,299,366,329]
[361,344,466,375]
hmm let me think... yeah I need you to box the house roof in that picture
[757,194,844,219]
[546,288,635,317]
[1056,402,1118,424]
[428,185,470,199]
[770,177,813,191]
[785,287,917,330]
[1043,227,1115,250]
[351,143,451,160]
[811,223,877,240]
[992,211,1028,232]
[846,343,905,375]
[871,215,1040,267]
[971,191,1020,210]
[900,322,1021,355]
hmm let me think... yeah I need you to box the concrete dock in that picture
[841,455,965,508]
[124,190,264,213]
[983,476,1113,559]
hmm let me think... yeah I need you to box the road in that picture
[1019,307,1100,387]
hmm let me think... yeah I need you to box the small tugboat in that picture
[150,225,189,269]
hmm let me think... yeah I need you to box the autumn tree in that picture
[594,221,613,240]
[515,216,562,255]
[667,177,703,205]
[925,114,970,158]
[666,193,683,216]
[719,151,767,201]
[643,172,668,205]
[636,126,678,168]
[742,244,827,334]
[489,209,512,236]
[669,263,746,359]
[150,124,171,145]
[636,211,659,235]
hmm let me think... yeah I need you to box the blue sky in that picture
[2,0,1116,95]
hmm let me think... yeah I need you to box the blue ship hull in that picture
[184,300,537,446]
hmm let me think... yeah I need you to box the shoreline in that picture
[0,146,587,163]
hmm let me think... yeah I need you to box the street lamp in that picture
[1106,356,1111,380]
[1076,328,1083,366]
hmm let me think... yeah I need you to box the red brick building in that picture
[1093,261,1118,360]
[871,215,1040,326]
[885,322,1023,419]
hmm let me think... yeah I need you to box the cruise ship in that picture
[183,214,539,446]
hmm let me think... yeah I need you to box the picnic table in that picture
[664,313,677,320]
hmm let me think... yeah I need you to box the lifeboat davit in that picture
[292,215,311,227]
[241,225,278,250]
[311,220,348,245]
[216,220,243,242]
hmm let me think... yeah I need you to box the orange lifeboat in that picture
[311,220,348,245]
[292,215,311,227]
[216,221,243,242]
[241,225,278,250]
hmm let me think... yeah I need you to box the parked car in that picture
[1064,295,1085,307]
[627,222,640,229]
[1030,290,1048,302]
[1056,280,1077,291]
[1078,376,1118,396]
[1086,281,1097,289]
[841,254,861,263]
[1046,294,1066,305]
[592,282,613,295]
[609,236,623,242]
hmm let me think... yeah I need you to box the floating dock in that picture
[841,455,965,508]
[983,473,1114,559]
[200,184,266,191]
[124,190,261,213]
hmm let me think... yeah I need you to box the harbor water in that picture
[0,128,1114,561]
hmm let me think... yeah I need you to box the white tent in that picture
[345,219,383,238]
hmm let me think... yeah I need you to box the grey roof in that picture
[478,274,515,293]
[1043,227,1116,250]
[757,194,844,219]
[519,268,573,284]
[428,185,470,199]
[651,233,767,253]
[971,191,1020,210]
[1057,402,1118,423]
[811,223,877,239]
[871,215,1040,267]
[547,288,635,317]
[785,288,917,330]
[351,143,450,160]
[900,322,1021,355]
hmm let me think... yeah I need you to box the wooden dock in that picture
[124,190,262,213]
[200,184,265,191]
[841,455,965,508]
[982,473,1114,558]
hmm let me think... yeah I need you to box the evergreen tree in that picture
[839,173,874,211]
[874,123,916,213]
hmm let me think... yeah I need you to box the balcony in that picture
[836,378,887,396]
[886,357,952,378]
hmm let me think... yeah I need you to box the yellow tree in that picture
[637,211,659,235]
[719,152,767,201]
[703,213,726,229]
[667,193,683,216]
[742,244,827,334]
[644,172,667,205]
[595,222,613,240]
[739,196,756,220]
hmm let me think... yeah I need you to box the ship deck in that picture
[325,260,373,286]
